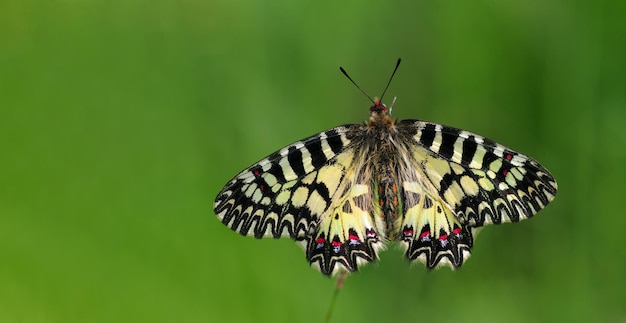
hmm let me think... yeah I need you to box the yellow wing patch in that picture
[303,182,385,275]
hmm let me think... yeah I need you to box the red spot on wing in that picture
[438,234,448,241]
[505,154,513,161]
[366,229,377,238]
[253,169,260,176]
[453,227,462,235]
[419,231,430,239]
[502,169,509,176]
[316,237,325,244]
[331,241,342,247]
[349,234,360,242]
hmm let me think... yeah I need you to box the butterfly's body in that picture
[346,104,423,242]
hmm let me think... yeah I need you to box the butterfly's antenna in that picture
[340,66,375,103]
[379,58,401,102]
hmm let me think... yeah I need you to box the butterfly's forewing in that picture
[214,125,385,275]
[396,120,558,268]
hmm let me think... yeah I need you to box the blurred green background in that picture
[1,0,624,322]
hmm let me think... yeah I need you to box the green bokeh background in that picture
[2,0,625,322]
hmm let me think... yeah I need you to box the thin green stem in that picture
[324,271,348,323]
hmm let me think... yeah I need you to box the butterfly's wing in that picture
[214,125,384,276]
[395,120,558,269]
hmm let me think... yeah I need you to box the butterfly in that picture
[213,59,557,276]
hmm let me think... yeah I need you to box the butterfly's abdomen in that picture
[374,163,404,240]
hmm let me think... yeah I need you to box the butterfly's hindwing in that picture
[303,179,384,275]
[399,182,475,268]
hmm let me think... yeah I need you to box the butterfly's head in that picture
[367,97,396,127]
[369,98,389,115]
